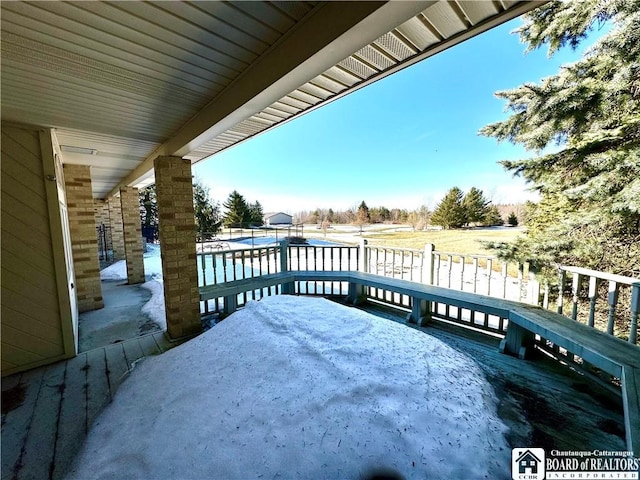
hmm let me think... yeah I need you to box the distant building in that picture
[264,212,293,226]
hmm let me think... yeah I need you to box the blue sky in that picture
[194,16,595,214]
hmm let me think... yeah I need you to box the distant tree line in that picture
[295,205,412,225]
[139,181,522,243]
[293,188,523,230]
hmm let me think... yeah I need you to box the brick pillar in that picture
[63,164,104,312]
[94,199,110,228]
[154,156,201,339]
[120,187,145,284]
[108,195,125,260]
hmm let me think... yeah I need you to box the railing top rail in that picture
[558,265,640,286]
[365,244,423,254]
[433,250,498,260]
[196,244,281,256]
[288,244,356,248]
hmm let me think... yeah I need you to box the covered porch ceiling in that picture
[1,1,544,200]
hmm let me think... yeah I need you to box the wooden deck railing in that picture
[197,243,360,313]
[362,242,536,300]
[196,240,639,343]
[195,239,639,455]
[287,244,359,296]
[197,245,282,314]
[361,241,537,333]
[545,266,639,344]
[430,250,537,303]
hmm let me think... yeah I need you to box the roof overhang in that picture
[1,1,545,200]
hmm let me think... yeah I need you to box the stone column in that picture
[108,195,125,260]
[63,164,104,312]
[154,156,201,339]
[120,186,145,284]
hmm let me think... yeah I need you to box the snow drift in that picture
[67,295,509,479]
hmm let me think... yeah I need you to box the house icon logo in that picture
[512,448,545,480]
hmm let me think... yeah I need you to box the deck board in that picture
[1,373,22,393]
[85,348,111,430]
[1,367,44,480]
[104,342,130,396]
[152,332,168,352]
[51,354,88,480]
[622,366,640,457]
[153,332,179,353]
[19,362,66,480]
[138,334,161,357]
[121,338,145,370]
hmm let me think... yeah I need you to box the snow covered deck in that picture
[1,299,628,480]
[2,244,636,479]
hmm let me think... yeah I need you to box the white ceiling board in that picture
[189,1,544,168]
[457,1,500,25]
[422,2,470,38]
[1,0,545,200]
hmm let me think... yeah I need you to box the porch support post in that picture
[359,239,368,273]
[279,240,293,294]
[119,186,145,284]
[154,156,201,339]
[347,282,364,305]
[499,323,535,360]
[407,297,430,327]
[423,243,434,285]
[63,164,104,312]
[108,194,125,260]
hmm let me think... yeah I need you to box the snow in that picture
[99,259,127,281]
[67,295,510,479]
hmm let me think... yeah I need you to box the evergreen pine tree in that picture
[462,187,490,226]
[431,187,466,229]
[248,201,264,226]
[507,212,519,227]
[193,181,221,240]
[222,190,250,228]
[480,0,640,277]
[139,185,158,228]
[355,201,370,233]
[483,205,504,227]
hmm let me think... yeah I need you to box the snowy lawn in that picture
[66,295,510,479]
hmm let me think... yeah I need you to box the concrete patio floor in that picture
[78,279,161,352]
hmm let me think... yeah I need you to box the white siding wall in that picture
[1,124,69,375]
[266,213,292,225]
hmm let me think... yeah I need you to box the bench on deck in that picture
[507,304,640,456]
[199,270,640,456]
